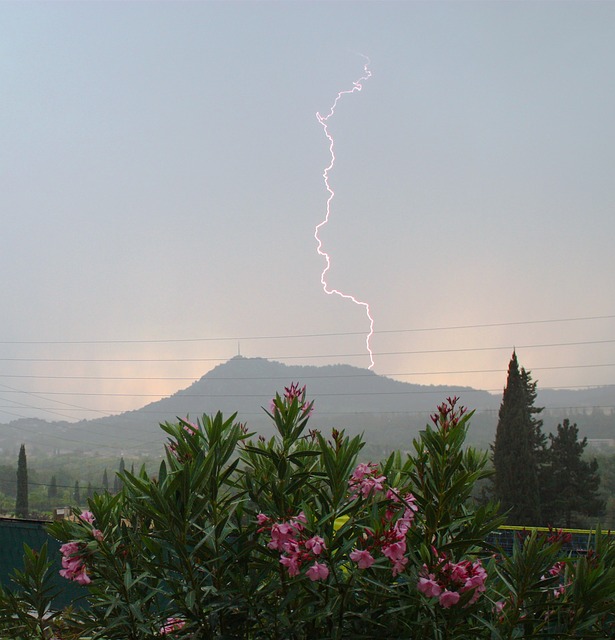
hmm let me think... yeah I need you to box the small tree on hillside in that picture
[73,481,81,506]
[118,457,125,491]
[492,352,542,525]
[15,444,29,518]
[47,475,58,503]
[102,469,108,493]
[542,419,604,527]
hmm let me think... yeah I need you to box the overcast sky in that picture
[1,1,614,422]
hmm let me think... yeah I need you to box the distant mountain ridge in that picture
[0,357,612,456]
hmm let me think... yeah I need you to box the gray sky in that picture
[1,0,614,422]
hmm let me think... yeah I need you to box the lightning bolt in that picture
[314,56,375,370]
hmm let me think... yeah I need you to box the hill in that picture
[0,357,612,457]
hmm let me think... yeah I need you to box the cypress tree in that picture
[492,352,542,525]
[87,482,94,499]
[73,480,81,505]
[119,456,125,479]
[15,444,29,518]
[48,475,58,501]
[102,468,109,492]
[521,367,547,457]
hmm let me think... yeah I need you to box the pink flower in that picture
[548,561,566,577]
[450,561,468,583]
[59,540,92,585]
[381,539,408,576]
[271,383,312,416]
[439,589,461,608]
[554,584,567,598]
[73,565,92,586]
[182,421,198,436]
[60,542,80,557]
[362,475,386,498]
[305,535,326,555]
[350,549,375,569]
[160,617,186,635]
[268,522,295,551]
[351,463,373,482]
[284,382,306,403]
[79,511,95,524]
[417,576,442,598]
[92,528,104,542]
[256,513,270,526]
[458,560,487,605]
[291,512,307,531]
[306,561,329,582]
[349,463,387,498]
[391,557,408,577]
[280,554,301,577]
[464,571,486,591]
[60,555,91,585]
[382,540,406,562]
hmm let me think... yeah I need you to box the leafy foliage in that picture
[1,386,613,639]
[541,419,604,528]
[0,542,80,639]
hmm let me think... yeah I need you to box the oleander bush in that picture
[1,385,614,639]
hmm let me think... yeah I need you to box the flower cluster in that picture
[348,487,418,577]
[542,561,570,598]
[80,510,104,542]
[546,526,573,546]
[59,541,91,586]
[417,556,487,608]
[270,382,313,416]
[258,512,329,581]
[430,396,466,431]
[348,462,386,499]
[350,524,407,577]
[159,617,186,636]
[58,511,104,586]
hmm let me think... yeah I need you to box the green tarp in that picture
[0,518,86,609]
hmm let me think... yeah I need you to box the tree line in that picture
[491,351,604,527]
[8,353,612,527]
[13,454,131,519]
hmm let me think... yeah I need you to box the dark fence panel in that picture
[0,518,87,609]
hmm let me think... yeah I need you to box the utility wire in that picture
[0,362,615,388]
[0,362,614,381]
[0,313,612,345]
[1,338,614,362]
[1,384,614,399]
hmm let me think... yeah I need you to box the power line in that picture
[0,313,612,345]
[1,383,614,399]
[0,382,114,418]
[3,478,111,492]
[0,338,614,363]
[0,362,613,382]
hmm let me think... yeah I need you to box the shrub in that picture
[2,386,613,639]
